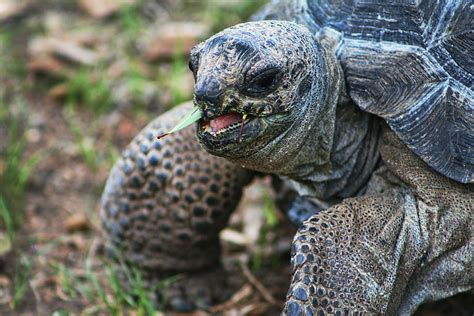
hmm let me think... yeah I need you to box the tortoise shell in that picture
[257,0,473,183]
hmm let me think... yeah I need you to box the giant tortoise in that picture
[100,0,473,314]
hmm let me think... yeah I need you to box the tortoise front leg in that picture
[283,188,472,315]
[100,102,254,310]
[284,192,413,315]
[283,129,473,315]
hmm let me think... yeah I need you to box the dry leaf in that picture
[64,213,91,233]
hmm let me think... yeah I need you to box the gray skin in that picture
[192,21,380,202]
[190,21,473,314]
[100,3,473,315]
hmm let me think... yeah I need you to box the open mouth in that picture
[200,112,249,141]
[197,109,289,158]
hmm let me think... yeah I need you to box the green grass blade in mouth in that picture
[157,106,202,139]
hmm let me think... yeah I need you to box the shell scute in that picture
[308,0,474,183]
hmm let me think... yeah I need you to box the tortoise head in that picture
[191,21,342,174]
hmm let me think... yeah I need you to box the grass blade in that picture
[157,106,202,139]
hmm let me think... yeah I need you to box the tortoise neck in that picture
[285,98,382,201]
[227,33,381,200]
[281,51,382,200]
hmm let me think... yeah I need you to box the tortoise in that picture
[100,0,473,314]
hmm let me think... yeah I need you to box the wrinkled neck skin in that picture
[288,96,382,201]
[229,36,381,201]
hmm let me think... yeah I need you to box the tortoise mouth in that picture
[200,112,244,136]
[197,111,266,157]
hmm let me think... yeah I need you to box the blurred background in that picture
[0,0,471,315]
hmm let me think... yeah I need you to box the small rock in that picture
[48,83,68,99]
[43,11,66,35]
[106,61,127,80]
[50,39,99,65]
[110,78,159,110]
[64,213,91,233]
[242,183,266,245]
[29,37,99,65]
[0,0,32,22]
[25,128,41,143]
[0,275,11,305]
[143,22,209,61]
[27,56,66,77]
[80,0,135,19]
[65,235,86,251]
[29,112,46,129]
[220,229,251,246]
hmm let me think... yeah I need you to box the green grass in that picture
[0,100,41,240]
[169,45,192,106]
[251,187,279,271]
[125,64,150,103]
[100,263,156,315]
[120,60,160,112]
[11,255,32,309]
[64,105,119,172]
[0,197,14,243]
[55,262,77,299]
[0,30,27,78]
[96,247,177,314]
[64,105,98,171]
[51,310,69,316]
[0,98,39,311]
[65,68,112,114]
[53,254,177,315]
[119,2,145,38]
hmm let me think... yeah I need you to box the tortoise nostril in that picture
[194,90,222,106]
[194,78,224,107]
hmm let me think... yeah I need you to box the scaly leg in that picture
[100,102,254,310]
[283,130,472,315]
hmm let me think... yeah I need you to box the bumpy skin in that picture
[284,128,473,315]
[191,22,381,201]
[256,0,474,184]
[100,102,253,309]
[101,1,474,314]
[187,19,472,315]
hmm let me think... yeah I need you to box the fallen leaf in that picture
[64,213,91,233]
[48,83,68,99]
[27,56,66,77]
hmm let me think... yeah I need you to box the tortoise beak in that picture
[193,77,226,120]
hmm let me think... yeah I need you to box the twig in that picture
[209,284,253,313]
[240,302,271,315]
[239,261,277,305]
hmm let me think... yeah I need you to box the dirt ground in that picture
[0,1,472,315]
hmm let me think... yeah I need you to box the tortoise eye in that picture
[243,68,282,96]
[188,59,198,80]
